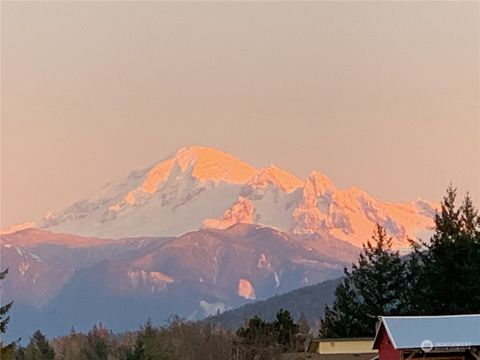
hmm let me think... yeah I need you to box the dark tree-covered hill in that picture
[204,278,341,330]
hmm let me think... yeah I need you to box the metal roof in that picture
[373,314,480,350]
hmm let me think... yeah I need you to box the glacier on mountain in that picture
[32,146,436,248]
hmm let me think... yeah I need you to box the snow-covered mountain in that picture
[34,146,436,248]
[0,147,439,338]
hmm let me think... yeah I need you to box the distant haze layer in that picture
[1,2,479,227]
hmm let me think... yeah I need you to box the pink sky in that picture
[1,2,479,227]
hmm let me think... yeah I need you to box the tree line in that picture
[320,186,480,337]
[1,309,307,360]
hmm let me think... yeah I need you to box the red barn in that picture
[373,315,480,360]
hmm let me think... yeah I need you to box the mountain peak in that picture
[305,171,336,197]
[139,146,257,194]
[173,146,257,184]
[308,170,335,186]
[248,164,304,192]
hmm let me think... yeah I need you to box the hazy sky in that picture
[1,1,479,228]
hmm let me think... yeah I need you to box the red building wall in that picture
[377,327,402,360]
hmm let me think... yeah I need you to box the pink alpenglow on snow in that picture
[238,279,256,300]
[17,146,438,249]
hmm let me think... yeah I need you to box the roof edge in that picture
[380,314,480,319]
[372,320,384,350]
[317,337,375,342]
[373,317,399,350]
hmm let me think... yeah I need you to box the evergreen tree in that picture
[236,315,280,359]
[319,224,408,337]
[126,338,146,360]
[236,315,276,348]
[82,324,110,360]
[402,238,425,315]
[413,186,480,314]
[138,320,161,360]
[273,309,298,351]
[14,344,26,360]
[1,268,15,358]
[319,276,364,338]
[24,330,54,360]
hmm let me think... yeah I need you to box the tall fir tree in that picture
[319,224,408,337]
[24,330,54,360]
[273,309,299,351]
[413,186,480,314]
[82,323,110,360]
[236,315,276,349]
[0,268,15,358]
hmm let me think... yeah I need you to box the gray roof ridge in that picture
[374,315,480,350]
[381,314,480,319]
